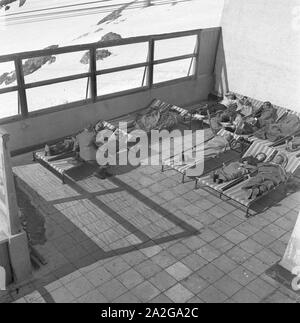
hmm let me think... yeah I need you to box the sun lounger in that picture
[195,140,277,193]
[161,127,250,183]
[219,152,300,218]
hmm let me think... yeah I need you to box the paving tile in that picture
[141,245,162,258]
[85,266,113,287]
[181,253,208,271]
[197,212,218,226]
[209,220,232,235]
[132,281,160,302]
[239,238,263,255]
[197,264,224,284]
[113,291,141,303]
[235,222,260,236]
[226,246,251,264]
[181,274,209,294]
[104,257,131,276]
[242,256,269,276]
[65,276,94,298]
[262,291,296,303]
[76,289,108,303]
[262,224,287,239]
[187,296,204,303]
[212,255,238,274]
[99,278,128,301]
[269,240,287,256]
[246,278,276,299]
[117,269,144,289]
[149,270,177,292]
[199,228,219,243]
[168,243,192,260]
[195,199,215,211]
[164,283,194,303]
[149,294,173,303]
[210,237,235,253]
[213,275,243,297]
[121,250,147,266]
[251,231,277,247]
[232,288,261,303]
[196,245,221,262]
[198,285,228,303]
[228,266,256,286]
[181,236,206,251]
[50,286,76,303]
[151,251,178,269]
[224,229,247,245]
[134,260,162,279]
[255,249,281,266]
[166,262,193,281]
[208,205,229,219]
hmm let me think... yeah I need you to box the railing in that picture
[0,27,219,122]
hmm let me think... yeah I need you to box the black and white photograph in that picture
[0,0,300,306]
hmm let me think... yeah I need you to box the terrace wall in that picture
[214,0,300,111]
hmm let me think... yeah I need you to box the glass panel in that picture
[96,43,148,71]
[0,61,16,88]
[97,68,147,96]
[23,51,89,84]
[26,78,88,112]
[0,91,19,119]
[154,35,197,60]
[153,58,194,84]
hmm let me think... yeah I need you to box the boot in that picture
[94,168,107,179]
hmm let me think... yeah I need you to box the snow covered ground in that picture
[0,0,224,118]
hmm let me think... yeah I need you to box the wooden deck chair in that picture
[220,152,300,218]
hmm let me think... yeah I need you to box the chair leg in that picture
[182,173,185,183]
[245,207,250,218]
[194,179,198,189]
[161,165,164,172]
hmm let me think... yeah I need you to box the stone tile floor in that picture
[3,152,300,303]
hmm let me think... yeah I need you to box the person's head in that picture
[263,101,272,108]
[95,121,105,132]
[225,93,236,100]
[256,152,267,162]
[221,114,231,123]
[244,99,252,107]
[273,154,286,166]
[85,123,94,132]
[224,132,234,142]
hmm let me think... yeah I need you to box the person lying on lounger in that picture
[211,152,267,184]
[242,153,288,200]
[44,137,76,156]
[184,133,234,177]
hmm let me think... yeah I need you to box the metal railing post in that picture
[194,31,202,78]
[147,39,155,88]
[14,58,28,117]
[89,47,97,102]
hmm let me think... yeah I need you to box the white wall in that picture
[214,0,300,111]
